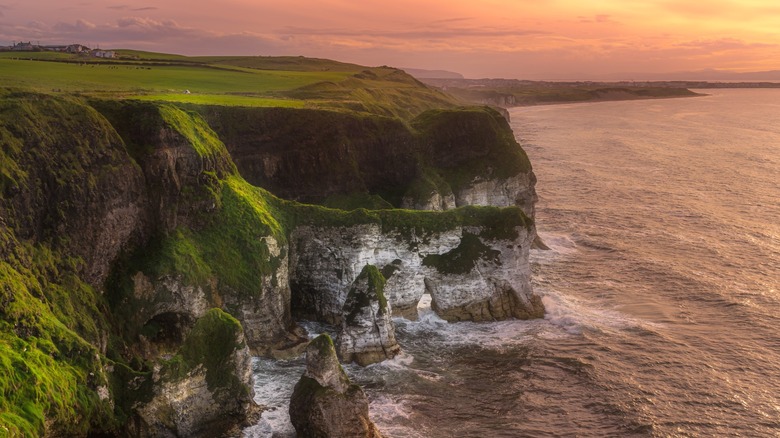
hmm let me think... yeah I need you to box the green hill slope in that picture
[0,51,458,119]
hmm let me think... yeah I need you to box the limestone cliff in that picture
[0,88,543,436]
[197,105,537,218]
[288,207,542,323]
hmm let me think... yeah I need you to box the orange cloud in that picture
[2,0,780,78]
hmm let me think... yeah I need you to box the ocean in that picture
[245,89,780,437]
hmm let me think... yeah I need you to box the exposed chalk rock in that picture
[290,335,383,438]
[401,189,456,211]
[454,171,538,220]
[221,235,301,355]
[289,219,543,324]
[338,265,401,366]
[133,309,259,437]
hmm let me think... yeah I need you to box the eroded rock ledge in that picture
[290,220,542,324]
[131,309,259,437]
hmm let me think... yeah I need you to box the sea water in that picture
[246,89,780,437]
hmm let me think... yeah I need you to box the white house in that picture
[93,50,116,59]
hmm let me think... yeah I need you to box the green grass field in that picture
[131,93,306,108]
[0,59,349,94]
[0,50,458,116]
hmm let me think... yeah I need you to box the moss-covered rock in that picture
[98,99,296,355]
[338,266,400,366]
[0,92,142,436]
[289,335,383,438]
[0,94,275,435]
[132,308,259,437]
[422,233,501,275]
[196,105,535,212]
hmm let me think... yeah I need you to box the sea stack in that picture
[289,334,383,438]
[338,265,401,366]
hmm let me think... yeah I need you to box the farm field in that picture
[0,51,458,117]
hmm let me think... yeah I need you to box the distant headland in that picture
[414,77,780,108]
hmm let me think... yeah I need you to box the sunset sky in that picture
[2,0,780,79]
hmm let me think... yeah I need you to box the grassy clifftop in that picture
[0,51,457,119]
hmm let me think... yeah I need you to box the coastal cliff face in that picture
[0,89,542,436]
[0,93,147,436]
[0,94,277,436]
[199,106,537,217]
[289,216,541,324]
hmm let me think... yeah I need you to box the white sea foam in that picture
[540,286,664,336]
[370,350,415,370]
[246,357,303,438]
[534,231,578,255]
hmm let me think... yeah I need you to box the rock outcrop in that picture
[289,209,543,324]
[290,335,383,438]
[201,106,536,215]
[131,309,259,437]
[96,101,298,355]
[453,171,537,219]
[337,265,400,366]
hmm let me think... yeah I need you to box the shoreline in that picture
[502,90,707,108]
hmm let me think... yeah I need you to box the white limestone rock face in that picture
[424,229,541,321]
[129,273,211,359]
[289,221,543,324]
[221,236,300,355]
[132,273,211,322]
[337,265,401,366]
[135,372,221,438]
[130,235,299,356]
[454,172,538,219]
[400,190,456,211]
[132,309,259,438]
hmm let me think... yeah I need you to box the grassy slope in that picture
[0,52,458,119]
[0,93,132,436]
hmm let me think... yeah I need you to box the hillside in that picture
[0,52,543,436]
[0,51,458,120]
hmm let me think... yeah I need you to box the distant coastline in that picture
[415,77,780,108]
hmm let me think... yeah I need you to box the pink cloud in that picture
[1,1,779,78]
[53,19,96,32]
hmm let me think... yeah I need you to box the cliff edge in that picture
[0,83,542,435]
